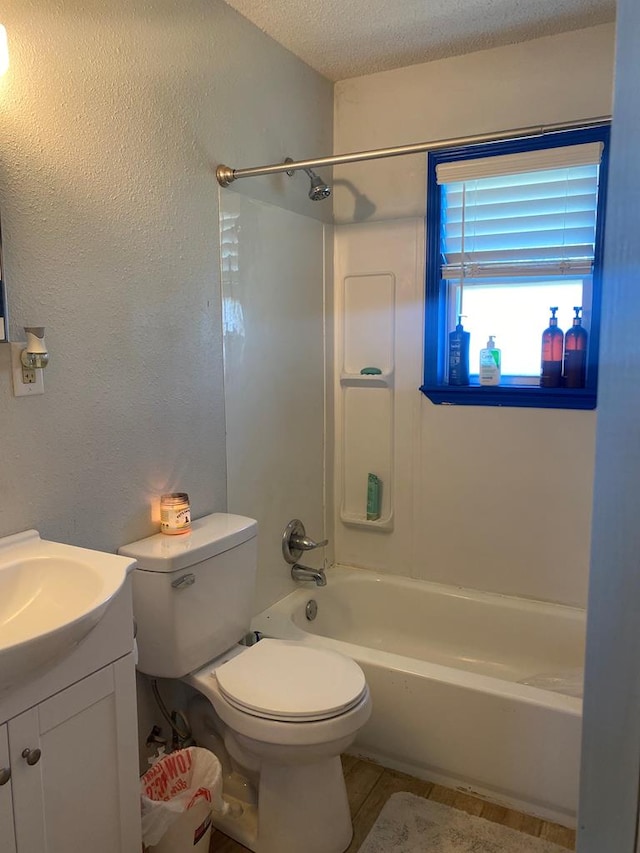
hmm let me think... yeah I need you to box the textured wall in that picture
[0,0,333,553]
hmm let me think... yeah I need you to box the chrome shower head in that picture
[305,168,331,201]
[283,158,331,201]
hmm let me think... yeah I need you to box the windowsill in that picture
[419,383,596,410]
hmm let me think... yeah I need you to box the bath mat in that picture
[357,792,567,853]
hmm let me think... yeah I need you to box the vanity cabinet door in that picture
[9,654,140,853]
[0,723,17,853]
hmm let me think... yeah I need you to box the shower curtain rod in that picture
[216,115,611,187]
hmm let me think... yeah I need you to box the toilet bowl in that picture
[186,640,371,852]
[120,513,372,853]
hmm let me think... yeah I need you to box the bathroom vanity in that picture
[0,533,141,853]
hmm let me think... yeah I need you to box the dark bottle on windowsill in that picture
[448,315,470,386]
[564,306,588,388]
[540,306,564,388]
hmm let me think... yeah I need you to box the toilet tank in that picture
[119,513,257,678]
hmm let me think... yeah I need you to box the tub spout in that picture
[291,563,327,587]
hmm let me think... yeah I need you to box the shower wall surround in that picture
[333,24,616,607]
[335,219,423,574]
[222,194,334,614]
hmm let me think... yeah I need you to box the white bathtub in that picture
[252,566,585,827]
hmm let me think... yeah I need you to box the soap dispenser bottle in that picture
[448,315,470,386]
[540,306,564,388]
[564,306,588,388]
[479,336,501,386]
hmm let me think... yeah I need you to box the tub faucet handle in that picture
[282,519,328,564]
[292,533,329,551]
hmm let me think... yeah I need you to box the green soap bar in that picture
[360,367,382,375]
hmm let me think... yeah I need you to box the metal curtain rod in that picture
[216,115,611,187]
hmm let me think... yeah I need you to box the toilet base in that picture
[185,673,371,853]
[258,756,352,853]
[212,794,258,850]
[214,756,352,853]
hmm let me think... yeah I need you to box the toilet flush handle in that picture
[171,573,196,590]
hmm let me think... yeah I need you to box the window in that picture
[421,125,610,409]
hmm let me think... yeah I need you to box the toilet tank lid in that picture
[118,513,257,572]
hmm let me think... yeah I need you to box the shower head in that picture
[304,168,331,201]
[283,158,331,201]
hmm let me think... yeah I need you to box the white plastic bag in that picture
[140,746,227,847]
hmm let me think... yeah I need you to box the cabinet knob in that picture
[21,748,41,766]
[0,766,10,785]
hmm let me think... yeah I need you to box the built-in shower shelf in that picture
[340,511,394,531]
[338,271,395,534]
[340,372,394,388]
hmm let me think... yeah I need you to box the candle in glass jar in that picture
[160,493,191,535]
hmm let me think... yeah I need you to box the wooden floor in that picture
[210,755,576,852]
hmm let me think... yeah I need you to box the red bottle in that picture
[564,307,588,388]
[540,307,564,388]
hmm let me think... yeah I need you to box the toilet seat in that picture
[214,639,367,722]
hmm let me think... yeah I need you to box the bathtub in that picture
[252,565,585,827]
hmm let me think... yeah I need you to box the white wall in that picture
[578,2,640,847]
[0,0,332,558]
[333,25,615,606]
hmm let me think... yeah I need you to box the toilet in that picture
[120,513,371,853]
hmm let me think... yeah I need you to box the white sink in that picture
[0,529,135,692]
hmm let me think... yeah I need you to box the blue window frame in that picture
[420,124,610,409]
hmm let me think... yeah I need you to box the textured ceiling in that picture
[222,0,616,81]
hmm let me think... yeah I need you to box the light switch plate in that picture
[11,342,44,396]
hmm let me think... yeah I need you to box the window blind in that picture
[436,142,603,279]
